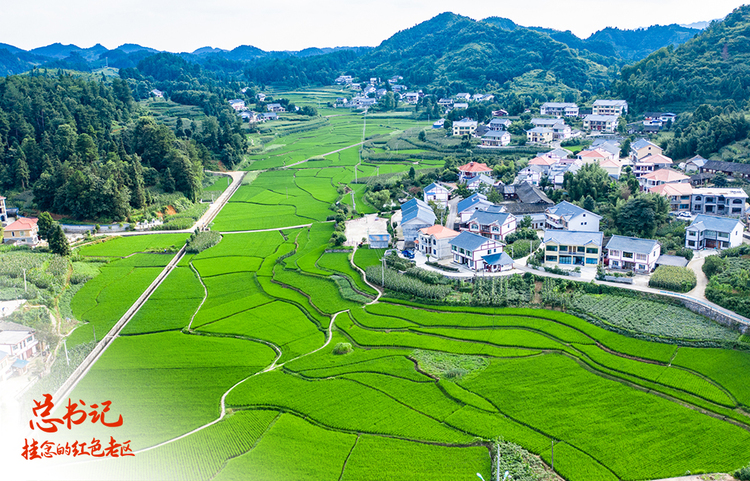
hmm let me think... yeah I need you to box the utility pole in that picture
[496,443,500,481]
[64,339,70,366]
[93,325,96,343]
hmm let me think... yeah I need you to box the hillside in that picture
[349,12,614,95]
[587,24,700,60]
[613,5,750,112]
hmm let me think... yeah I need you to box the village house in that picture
[540,102,579,117]
[592,99,628,116]
[590,139,621,158]
[545,202,600,232]
[335,75,353,84]
[456,193,495,226]
[228,99,246,111]
[262,112,278,121]
[685,214,745,250]
[404,92,420,104]
[681,155,708,173]
[515,165,545,186]
[449,231,504,272]
[0,195,6,222]
[3,217,39,245]
[543,147,574,160]
[691,187,748,217]
[630,139,663,162]
[543,230,603,267]
[266,103,286,113]
[598,158,622,180]
[480,130,511,147]
[418,225,459,260]
[583,114,618,133]
[467,174,495,192]
[432,119,445,129]
[487,118,512,131]
[551,122,572,140]
[577,148,616,164]
[453,118,478,137]
[480,251,515,272]
[639,169,690,191]
[423,182,451,208]
[0,320,40,362]
[150,89,163,98]
[455,93,471,101]
[531,118,561,129]
[465,208,517,241]
[453,102,469,110]
[256,93,267,101]
[700,160,750,181]
[606,235,661,273]
[526,127,553,143]
[546,163,581,189]
[400,198,436,245]
[458,161,493,183]
[438,98,454,107]
[649,183,694,212]
[633,154,673,178]
[528,155,558,173]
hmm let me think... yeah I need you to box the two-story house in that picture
[456,193,494,226]
[606,235,661,273]
[540,102,579,117]
[266,103,286,112]
[487,118,512,131]
[465,208,517,241]
[633,154,673,178]
[583,115,618,133]
[458,161,493,183]
[418,225,460,260]
[691,188,748,217]
[526,127,553,144]
[629,139,663,162]
[0,321,39,362]
[649,183,693,211]
[480,130,511,147]
[685,214,745,250]
[639,169,690,191]
[453,118,478,137]
[449,231,504,271]
[423,182,451,208]
[545,202,600,232]
[592,99,628,116]
[543,230,603,267]
[228,99,246,111]
[3,217,39,245]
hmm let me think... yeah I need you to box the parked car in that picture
[677,212,692,220]
[401,249,415,259]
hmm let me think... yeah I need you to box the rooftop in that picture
[692,187,749,198]
[688,214,745,232]
[482,252,514,266]
[631,138,660,151]
[636,154,673,165]
[702,160,750,175]
[419,225,459,239]
[606,235,659,255]
[457,193,490,213]
[5,217,38,231]
[468,210,512,226]
[641,169,690,182]
[649,183,694,196]
[656,254,689,268]
[543,230,604,247]
[584,114,618,122]
[529,156,557,166]
[450,231,501,251]
[458,161,492,173]
[547,201,601,220]
[0,330,32,346]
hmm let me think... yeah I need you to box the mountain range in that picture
[0,14,703,79]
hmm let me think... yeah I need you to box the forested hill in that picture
[349,12,614,95]
[613,4,750,112]
[0,73,244,220]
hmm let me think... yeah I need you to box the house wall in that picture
[451,241,503,271]
[543,241,601,267]
[691,194,747,217]
[607,245,660,272]
[402,221,433,242]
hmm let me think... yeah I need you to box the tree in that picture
[583,195,596,212]
[428,200,447,226]
[619,138,631,159]
[455,182,471,199]
[519,215,533,229]
[162,167,175,193]
[48,223,70,256]
[14,157,30,189]
[418,130,426,142]
[408,166,416,180]
[713,172,728,187]
[487,186,502,204]
[37,212,55,240]
[702,255,726,278]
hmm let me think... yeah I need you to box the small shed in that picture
[655,255,689,268]
[369,234,391,249]
[481,252,515,272]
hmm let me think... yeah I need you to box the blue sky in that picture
[1,0,744,52]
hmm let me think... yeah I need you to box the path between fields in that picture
[283,141,366,169]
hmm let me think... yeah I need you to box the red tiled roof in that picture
[638,154,673,164]
[649,183,693,196]
[419,225,459,239]
[5,217,37,231]
[641,169,689,182]
[528,156,557,166]
[458,161,492,173]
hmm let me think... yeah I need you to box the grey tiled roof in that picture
[688,214,744,233]
[450,231,496,251]
[605,235,659,255]
[482,252,514,266]
[543,230,603,246]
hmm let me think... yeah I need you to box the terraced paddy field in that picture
[53,103,750,481]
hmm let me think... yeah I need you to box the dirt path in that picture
[283,141,366,169]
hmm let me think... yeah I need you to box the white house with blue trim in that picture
[685,215,745,250]
[449,231,504,272]
[423,183,451,208]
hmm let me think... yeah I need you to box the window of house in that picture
[559,256,572,264]
[608,249,619,257]
[636,253,647,261]
[546,245,558,252]
[623,252,634,259]
[546,256,558,262]
[577,246,585,253]
[559,245,568,252]
[688,240,695,247]
[586,258,598,264]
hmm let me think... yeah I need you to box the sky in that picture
[1,0,747,53]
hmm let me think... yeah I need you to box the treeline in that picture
[244,50,359,87]
[0,74,205,220]
[663,105,750,160]
[612,5,750,112]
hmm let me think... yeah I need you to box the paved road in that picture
[446,196,459,230]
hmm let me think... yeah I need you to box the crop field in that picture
[60,89,750,481]
[77,233,189,257]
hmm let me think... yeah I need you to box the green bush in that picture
[648,266,696,293]
[702,255,726,278]
[186,231,222,253]
[332,342,353,355]
[404,267,450,285]
[735,463,750,481]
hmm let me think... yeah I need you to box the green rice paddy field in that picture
[55,93,750,481]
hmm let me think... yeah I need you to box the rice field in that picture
[61,89,750,481]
